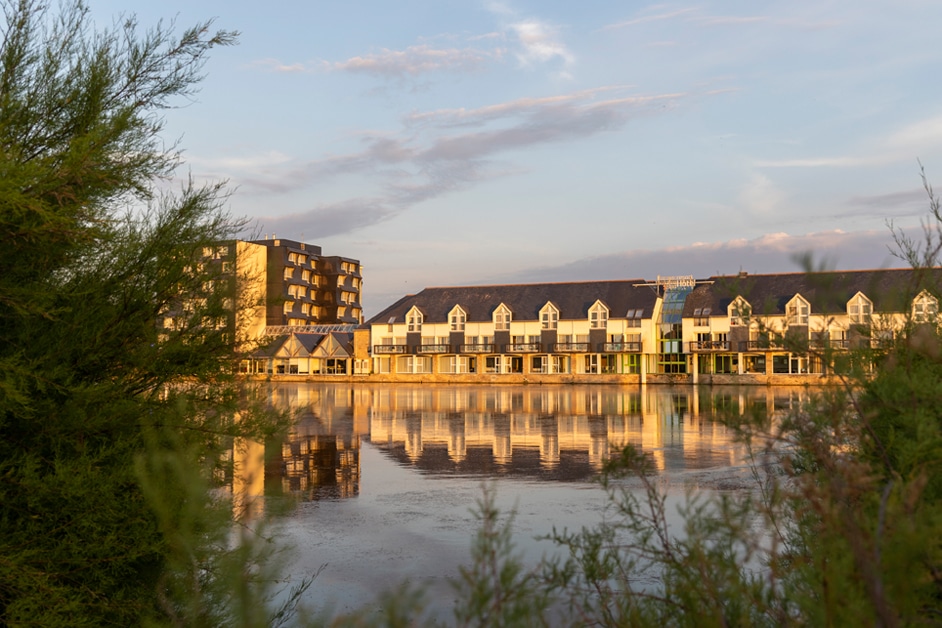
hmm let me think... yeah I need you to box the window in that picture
[848,293,872,324]
[729,297,751,326]
[626,309,643,328]
[449,305,467,331]
[693,307,711,327]
[283,267,293,281]
[913,290,939,323]
[585,355,599,374]
[493,304,511,331]
[540,303,559,330]
[786,295,810,326]
[283,301,293,314]
[302,270,311,282]
[589,301,609,329]
[406,307,423,332]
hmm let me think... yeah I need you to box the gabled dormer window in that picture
[406,306,423,332]
[913,290,939,323]
[729,297,750,326]
[449,305,467,331]
[848,292,873,324]
[493,303,511,331]
[540,302,559,330]
[589,301,609,329]
[786,295,810,326]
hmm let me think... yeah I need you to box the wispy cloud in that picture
[248,58,311,73]
[229,85,694,237]
[249,45,499,78]
[739,173,785,213]
[332,45,499,77]
[509,20,574,74]
[755,112,942,169]
[601,7,837,32]
[601,8,696,31]
[494,230,903,285]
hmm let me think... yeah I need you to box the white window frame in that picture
[449,305,467,332]
[540,303,559,330]
[786,295,810,326]
[847,292,873,325]
[406,306,423,332]
[493,304,511,331]
[913,290,939,323]
[729,297,750,326]
[588,301,609,329]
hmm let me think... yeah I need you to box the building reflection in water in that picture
[235,384,812,504]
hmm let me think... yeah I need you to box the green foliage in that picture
[430,196,942,626]
[452,486,551,627]
[0,1,298,625]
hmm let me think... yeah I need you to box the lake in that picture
[232,383,810,622]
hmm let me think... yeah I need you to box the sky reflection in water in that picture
[235,383,811,621]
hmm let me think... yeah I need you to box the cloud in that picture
[755,112,942,170]
[509,20,574,72]
[601,7,837,33]
[739,173,785,214]
[490,230,904,285]
[247,58,311,73]
[331,45,498,78]
[601,8,696,31]
[229,85,695,238]
[248,198,400,240]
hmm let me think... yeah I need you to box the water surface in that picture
[237,383,808,621]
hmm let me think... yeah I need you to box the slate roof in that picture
[683,268,942,317]
[368,280,659,325]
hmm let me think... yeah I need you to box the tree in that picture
[0,2,289,624]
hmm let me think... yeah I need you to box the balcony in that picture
[739,338,783,351]
[688,340,730,352]
[554,342,588,352]
[459,343,495,353]
[373,345,407,354]
[418,343,451,354]
[829,339,849,350]
[603,341,642,353]
[505,342,542,353]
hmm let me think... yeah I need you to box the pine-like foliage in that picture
[0,2,287,625]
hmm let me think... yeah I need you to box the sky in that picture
[90,0,942,317]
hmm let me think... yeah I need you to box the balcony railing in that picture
[603,341,642,353]
[688,340,730,352]
[505,342,542,353]
[829,339,849,350]
[459,343,495,353]
[418,343,451,354]
[739,338,783,351]
[554,342,588,352]
[373,344,407,354]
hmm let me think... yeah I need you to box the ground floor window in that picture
[485,356,502,374]
[743,355,765,373]
[325,358,347,374]
[509,356,523,373]
[531,356,546,374]
[440,356,476,374]
[374,356,391,373]
[601,354,617,374]
[713,354,736,374]
[553,355,570,373]
[658,354,687,374]
[585,354,599,374]
[622,354,640,374]
[396,355,431,373]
